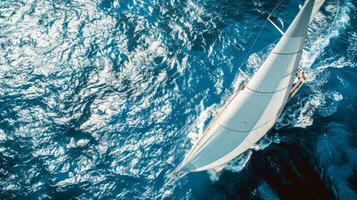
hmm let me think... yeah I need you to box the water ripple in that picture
[0,0,356,199]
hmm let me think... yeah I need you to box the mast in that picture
[174,0,324,176]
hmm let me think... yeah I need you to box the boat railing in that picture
[289,69,307,99]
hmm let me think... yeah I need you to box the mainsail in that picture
[174,0,325,175]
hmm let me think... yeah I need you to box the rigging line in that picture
[238,0,285,73]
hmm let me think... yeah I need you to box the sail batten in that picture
[175,0,325,174]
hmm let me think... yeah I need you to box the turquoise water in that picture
[0,0,356,199]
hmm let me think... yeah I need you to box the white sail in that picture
[175,0,324,174]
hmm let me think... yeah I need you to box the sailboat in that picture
[172,0,325,179]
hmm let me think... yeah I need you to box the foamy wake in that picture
[277,1,354,129]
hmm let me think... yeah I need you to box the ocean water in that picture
[0,0,356,199]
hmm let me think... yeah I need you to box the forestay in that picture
[175,0,325,174]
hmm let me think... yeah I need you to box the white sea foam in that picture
[278,1,353,129]
[0,129,6,141]
[251,134,281,151]
[187,97,218,142]
[224,150,252,172]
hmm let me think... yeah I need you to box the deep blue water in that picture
[0,0,356,199]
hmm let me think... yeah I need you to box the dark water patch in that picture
[252,143,334,200]
[348,167,357,193]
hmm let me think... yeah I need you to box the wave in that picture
[0,0,354,199]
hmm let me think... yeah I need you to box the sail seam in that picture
[246,85,291,94]
[273,50,302,55]
[282,69,299,78]
[218,117,277,132]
